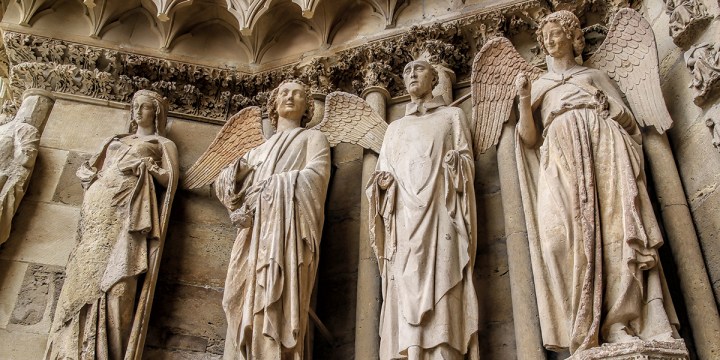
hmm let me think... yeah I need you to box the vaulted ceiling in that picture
[0,0,484,69]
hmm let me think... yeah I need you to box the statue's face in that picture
[275,82,307,123]
[541,22,574,59]
[134,95,156,130]
[403,61,434,98]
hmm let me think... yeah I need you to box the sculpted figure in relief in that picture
[685,42,720,105]
[664,0,711,43]
[366,60,480,360]
[0,117,38,244]
[47,90,179,360]
[184,80,388,359]
[472,9,682,355]
[0,90,54,246]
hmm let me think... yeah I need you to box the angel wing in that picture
[585,8,672,133]
[312,91,387,153]
[181,106,265,189]
[471,37,544,156]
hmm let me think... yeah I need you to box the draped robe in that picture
[516,67,679,353]
[367,98,479,360]
[47,134,177,360]
[216,128,330,360]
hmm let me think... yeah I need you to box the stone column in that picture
[497,117,546,360]
[643,130,720,360]
[16,88,55,130]
[355,85,389,360]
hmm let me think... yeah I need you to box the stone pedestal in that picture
[569,340,689,360]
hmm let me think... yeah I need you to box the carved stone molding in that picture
[2,0,633,123]
[685,42,720,106]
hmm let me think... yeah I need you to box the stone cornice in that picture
[1,0,627,123]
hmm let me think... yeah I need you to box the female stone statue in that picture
[213,80,331,359]
[513,11,678,353]
[46,90,178,360]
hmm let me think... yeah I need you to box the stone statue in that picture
[471,9,685,357]
[46,90,179,360]
[183,80,388,359]
[0,89,54,246]
[366,59,480,359]
[685,42,720,105]
[664,0,711,44]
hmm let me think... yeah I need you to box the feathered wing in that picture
[312,91,387,153]
[585,8,672,133]
[471,37,544,156]
[182,107,265,189]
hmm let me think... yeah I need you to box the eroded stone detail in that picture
[685,42,720,106]
[10,264,64,327]
[664,0,712,45]
[568,340,689,360]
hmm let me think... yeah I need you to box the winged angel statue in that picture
[182,79,386,359]
[472,9,681,355]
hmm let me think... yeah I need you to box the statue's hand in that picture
[375,171,394,190]
[515,72,531,98]
[443,150,459,169]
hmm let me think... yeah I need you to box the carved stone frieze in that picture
[685,42,720,106]
[1,0,635,123]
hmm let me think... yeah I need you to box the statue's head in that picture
[130,90,168,135]
[403,60,439,100]
[268,79,314,129]
[536,10,585,58]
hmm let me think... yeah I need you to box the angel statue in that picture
[46,90,179,360]
[472,9,682,355]
[182,79,387,359]
[366,59,480,360]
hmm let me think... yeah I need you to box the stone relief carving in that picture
[0,0,557,124]
[705,103,720,151]
[366,60,480,359]
[685,42,720,106]
[183,80,389,358]
[664,0,712,45]
[472,9,687,358]
[0,89,54,246]
[46,90,179,360]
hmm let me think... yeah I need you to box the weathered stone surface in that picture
[568,340,689,360]
[23,147,68,203]
[164,118,220,171]
[142,347,223,360]
[145,282,226,356]
[0,260,28,328]
[167,190,229,226]
[50,151,91,207]
[0,201,79,266]
[39,100,128,153]
[8,264,63,333]
[0,328,48,360]
[160,222,235,287]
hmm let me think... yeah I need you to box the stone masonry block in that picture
[0,260,28,328]
[8,264,64,334]
[0,201,79,267]
[51,151,91,207]
[23,147,68,203]
[40,99,128,153]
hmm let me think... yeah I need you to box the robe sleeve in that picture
[443,108,475,238]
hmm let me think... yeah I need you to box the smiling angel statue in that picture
[183,79,387,359]
[471,9,684,355]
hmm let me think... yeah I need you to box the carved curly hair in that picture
[536,10,585,58]
[267,79,314,129]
